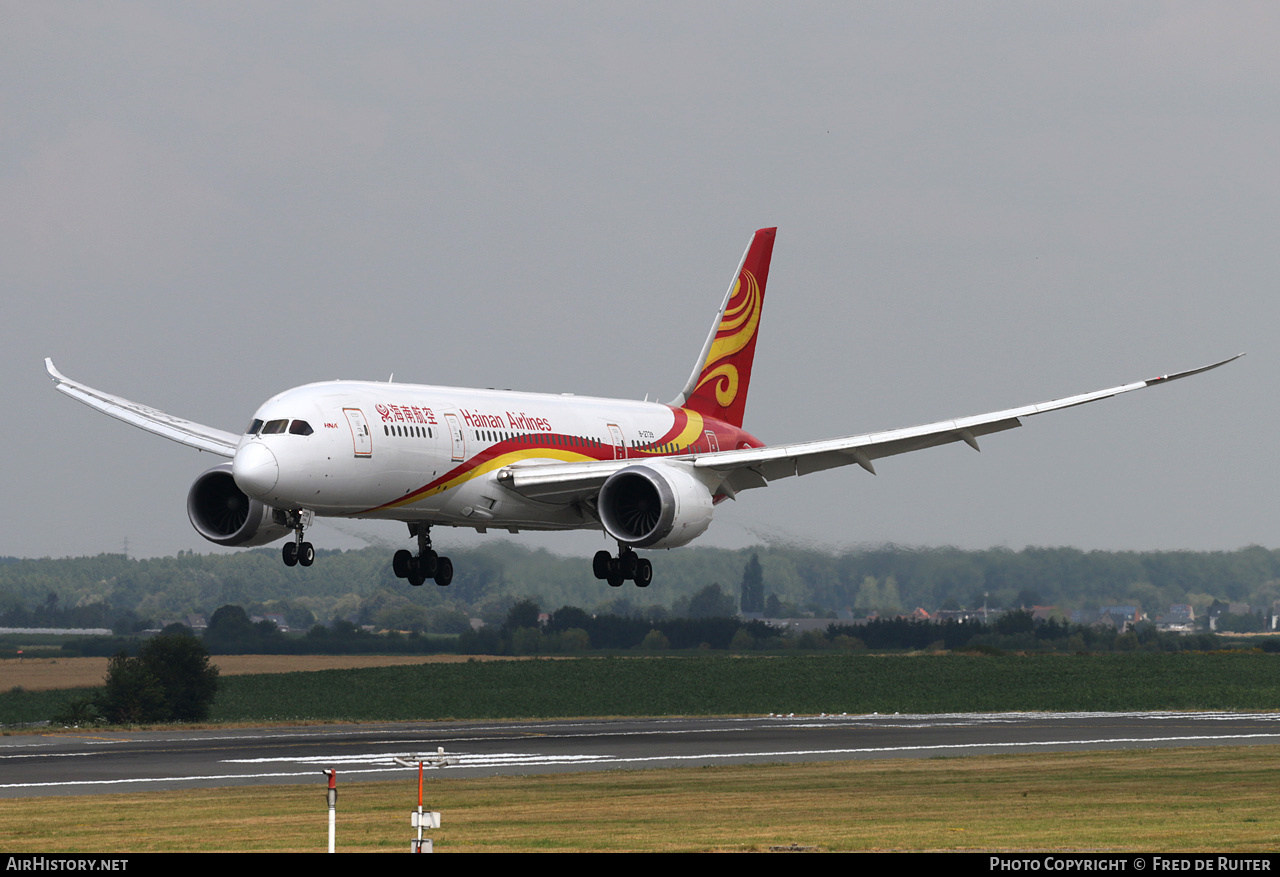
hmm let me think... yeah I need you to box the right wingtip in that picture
[1146,352,1244,386]
[44,357,63,383]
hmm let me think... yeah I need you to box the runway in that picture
[3,711,1280,798]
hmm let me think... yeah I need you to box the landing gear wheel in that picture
[281,510,313,568]
[593,550,611,580]
[397,524,449,586]
[619,551,638,579]
[393,549,412,578]
[595,545,651,586]
[421,550,439,579]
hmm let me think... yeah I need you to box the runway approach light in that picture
[394,747,457,852]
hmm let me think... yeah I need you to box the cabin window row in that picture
[469,430,606,449]
[385,424,433,439]
[631,440,688,454]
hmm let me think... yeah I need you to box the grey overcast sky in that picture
[2,3,1272,560]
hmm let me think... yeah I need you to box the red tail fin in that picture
[671,228,776,428]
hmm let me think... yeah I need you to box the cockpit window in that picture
[289,420,314,436]
[246,419,264,435]
[261,419,289,435]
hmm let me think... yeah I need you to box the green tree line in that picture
[3,542,1279,629]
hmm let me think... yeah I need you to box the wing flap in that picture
[45,359,239,457]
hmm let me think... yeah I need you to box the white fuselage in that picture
[231,380,758,532]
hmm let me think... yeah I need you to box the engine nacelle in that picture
[186,464,291,547]
[597,462,715,549]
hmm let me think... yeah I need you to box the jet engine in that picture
[597,462,715,549]
[186,463,291,547]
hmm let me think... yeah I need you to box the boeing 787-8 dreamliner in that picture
[47,228,1239,587]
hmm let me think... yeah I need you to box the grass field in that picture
[2,746,1277,852]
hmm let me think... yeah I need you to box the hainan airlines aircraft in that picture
[47,228,1238,588]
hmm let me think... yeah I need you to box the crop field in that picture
[212,652,1280,723]
[0,653,522,693]
[3,652,1280,726]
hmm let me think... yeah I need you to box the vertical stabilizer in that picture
[669,227,776,428]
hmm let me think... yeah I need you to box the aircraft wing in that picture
[45,359,239,457]
[496,458,635,502]
[497,354,1242,503]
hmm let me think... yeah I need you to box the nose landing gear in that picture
[593,545,652,588]
[281,510,314,567]
[393,524,453,587]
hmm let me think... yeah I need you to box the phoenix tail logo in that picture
[693,269,762,409]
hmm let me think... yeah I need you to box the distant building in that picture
[1153,604,1196,634]
[1072,606,1141,632]
[931,609,987,624]
[761,618,832,634]
[1207,601,1252,631]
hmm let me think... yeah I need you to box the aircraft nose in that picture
[233,441,279,498]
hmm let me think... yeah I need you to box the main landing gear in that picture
[281,511,314,567]
[593,544,652,588]
[393,523,453,587]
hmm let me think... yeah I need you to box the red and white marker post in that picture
[322,769,337,853]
